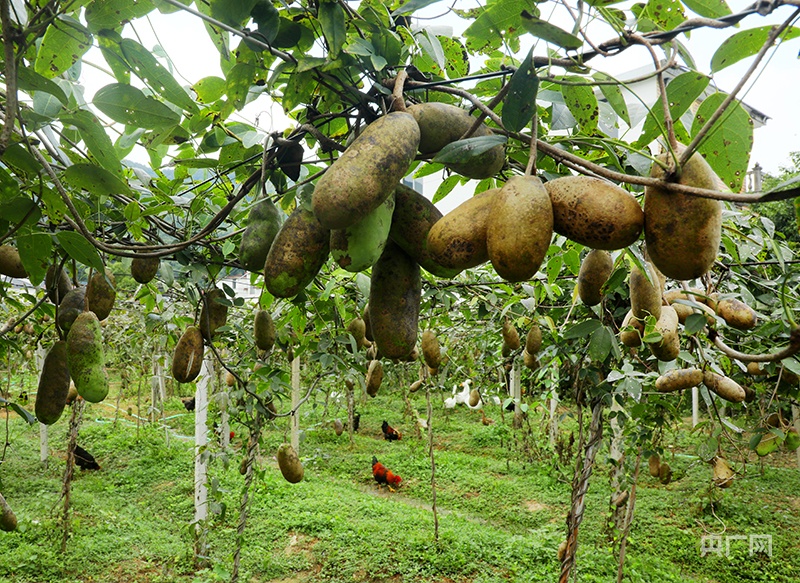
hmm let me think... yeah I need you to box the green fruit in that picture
[66,311,109,403]
[45,264,72,304]
[648,454,661,477]
[199,288,228,341]
[130,256,160,284]
[35,341,71,425]
[239,198,284,272]
[755,433,779,457]
[57,288,86,333]
[544,176,644,250]
[486,175,553,282]
[264,205,330,298]
[619,310,644,348]
[427,189,499,270]
[369,242,421,360]
[0,245,27,278]
[330,192,395,272]
[578,249,613,307]
[630,262,662,321]
[502,318,520,351]
[0,493,17,532]
[408,102,505,179]
[277,443,304,483]
[785,429,800,452]
[254,310,275,352]
[389,184,461,278]
[172,326,204,383]
[86,268,116,321]
[312,112,420,229]
[658,462,672,485]
[644,150,722,280]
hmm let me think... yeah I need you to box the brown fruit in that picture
[0,245,27,278]
[409,379,423,393]
[712,457,734,488]
[276,443,304,483]
[426,189,499,270]
[502,318,520,351]
[333,419,344,436]
[644,150,722,280]
[647,306,680,362]
[630,262,662,321]
[366,360,383,397]
[648,454,661,477]
[0,493,17,532]
[747,362,767,376]
[522,350,539,369]
[57,288,86,333]
[703,371,746,403]
[578,249,613,307]
[35,341,71,425]
[86,268,116,321]
[421,330,441,371]
[715,298,757,330]
[45,264,72,304]
[486,175,553,282]
[199,288,228,341]
[347,317,367,348]
[655,368,704,393]
[362,305,374,342]
[525,322,542,355]
[225,371,236,387]
[254,310,276,352]
[468,388,480,408]
[172,326,204,383]
[544,175,644,250]
[130,256,160,284]
[659,462,672,485]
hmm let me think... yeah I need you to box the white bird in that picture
[453,379,472,405]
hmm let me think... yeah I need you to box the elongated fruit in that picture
[66,312,109,403]
[86,268,116,321]
[35,341,71,425]
[239,198,283,272]
[254,310,275,352]
[578,249,613,306]
[277,443,304,483]
[330,192,395,272]
[427,189,498,270]
[172,326,204,383]
[199,288,228,340]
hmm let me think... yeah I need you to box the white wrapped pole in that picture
[291,356,300,454]
[194,356,212,531]
[692,386,699,427]
[793,403,800,469]
[511,360,521,426]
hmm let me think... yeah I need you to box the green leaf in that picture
[57,231,105,272]
[9,402,36,425]
[635,71,709,148]
[417,30,445,70]
[691,93,753,192]
[433,135,507,164]
[546,254,563,285]
[119,39,198,112]
[93,83,181,128]
[34,15,92,79]
[98,32,132,84]
[464,0,539,53]
[16,231,51,285]
[60,111,122,176]
[63,164,132,197]
[684,312,707,335]
[225,63,257,110]
[502,49,539,132]
[563,319,602,339]
[681,0,731,18]
[249,0,280,45]
[711,26,800,72]
[209,0,257,26]
[86,0,156,32]
[392,0,444,15]
[520,12,582,50]
[642,0,685,31]
[441,37,470,79]
[319,1,347,59]
[594,72,629,126]
[432,175,462,204]
[561,80,598,134]
[192,76,226,103]
[16,66,69,105]
[589,326,613,361]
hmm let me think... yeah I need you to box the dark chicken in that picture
[381,420,401,441]
[371,456,402,490]
[74,444,100,470]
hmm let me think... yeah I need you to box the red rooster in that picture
[372,456,402,491]
[381,420,402,441]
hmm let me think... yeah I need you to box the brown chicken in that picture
[372,456,402,490]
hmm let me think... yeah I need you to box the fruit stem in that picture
[392,69,409,113]
[524,113,538,176]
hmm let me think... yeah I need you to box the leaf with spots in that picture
[642,0,685,31]
[691,92,753,193]
[711,26,800,72]
[85,0,157,32]
[464,0,540,54]
[34,15,92,79]
[319,1,347,59]
[681,0,731,19]
[93,83,181,129]
[634,71,709,148]
[441,37,470,79]
[502,49,539,132]
[594,72,629,126]
[561,79,598,135]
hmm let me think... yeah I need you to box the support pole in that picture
[793,403,800,470]
[549,391,559,447]
[692,386,699,428]
[193,355,212,565]
[511,360,521,427]
[291,356,300,454]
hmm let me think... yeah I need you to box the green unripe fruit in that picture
[239,198,284,273]
[86,268,116,321]
[130,256,160,284]
[254,310,276,352]
[66,312,109,403]
[330,193,395,272]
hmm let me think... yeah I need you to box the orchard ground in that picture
[1,375,799,583]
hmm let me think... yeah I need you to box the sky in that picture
[74,0,800,178]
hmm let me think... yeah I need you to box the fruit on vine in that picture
[755,433,779,457]
[544,176,644,250]
[427,189,499,270]
[130,255,160,284]
[225,371,236,387]
[644,150,722,280]
[408,102,505,179]
[502,318,520,351]
[66,311,109,403]
[648,454,661,477]
[655,368,703,393]
[0,493,17,532]
[45,264,72,304]
[238,198,283,273]
[333,419,344,436]
[703,371,746,403]
[525,322,542,354]
[347,317,370,349]
[468,388,480,407]
[277,443,304,483]
[172,326,204,384]
[630,262,662,321]
[0,245,27,278]
[715,298,757,330]
[330,192,395,272]
[254,310,275,352]
[369,242,421,360]
[648,305,679,362]
[746,362,768,376]
[366,359,383,397]
[578,249,613,307]
[421,330,441,371]
[389,184,461,278]
[199,288,228,341]
[711,456,734,488]
[57,288,86,333]
[659,462,672,485]
[312,112,420,230]
[486,175,553,282]
[86,268,116,321]
[522,350,539,369]
[362,304,374,342]
[264,205,330,298]
[620,310,644,347]
[785,429,800,451]
[409,379,423,393]
[35,340,71,425]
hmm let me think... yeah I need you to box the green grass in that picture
[1,384,799,583]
